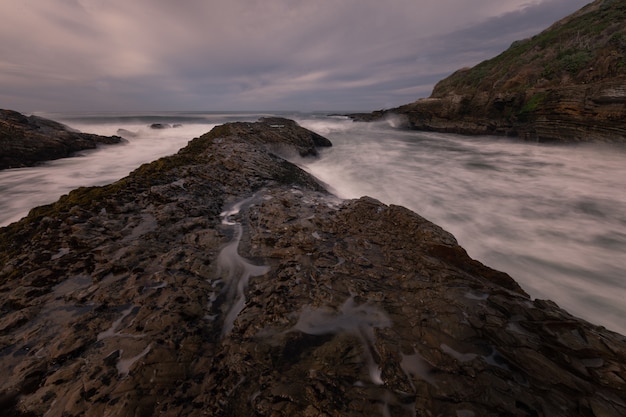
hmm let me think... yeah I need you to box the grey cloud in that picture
[1,0,592,112]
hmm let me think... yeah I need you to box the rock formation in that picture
[349,0,626,142]
[0,118,624,416]
[0,109,122,170]
[149,123,172,129]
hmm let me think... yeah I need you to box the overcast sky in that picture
[1,0,590,112]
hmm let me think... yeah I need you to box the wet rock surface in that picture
[0,109,122,170]
[0,118,624,417]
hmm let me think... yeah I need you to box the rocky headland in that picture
[0,109,122,170]
[349,0,626,142]
[0,118,624,417]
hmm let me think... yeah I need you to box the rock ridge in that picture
[0,109,122,170]
[0,118,624,416]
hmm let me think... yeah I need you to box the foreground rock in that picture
[350,0,626,142]
[0,118,624,417]
[0,109,122,170]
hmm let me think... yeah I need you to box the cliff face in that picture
[351,0,626,142]
[1,118,624,417]
[0,109,122,170]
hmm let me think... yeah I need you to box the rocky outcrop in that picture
[1,118,624,417]
[149,123,171,129]
[0,109,122,170]
[350,0,626,142]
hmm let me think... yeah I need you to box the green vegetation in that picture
[517,92,549,122]
[432,0,626,98]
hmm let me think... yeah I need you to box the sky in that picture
[1,0,591,112]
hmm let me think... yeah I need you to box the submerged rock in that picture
[0,117,624,417]
[149,123,171,129]
[0,109,123,170]
[116,128,139,138]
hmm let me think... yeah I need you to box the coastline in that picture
[1,118,624,416]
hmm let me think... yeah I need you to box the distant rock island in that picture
[0,109,122,170]
[1,118,624,416]
[349,0,626,142]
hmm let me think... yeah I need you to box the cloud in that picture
[0,0,591,111]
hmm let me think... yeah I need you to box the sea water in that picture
[299,116,626,336]
[0,111,624,335]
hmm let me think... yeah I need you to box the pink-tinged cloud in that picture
[0,0,590,111]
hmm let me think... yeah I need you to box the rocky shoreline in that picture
[1,118,625,416]
[347,78,626,142]
[348,0,626,143]
[0,109,122,170]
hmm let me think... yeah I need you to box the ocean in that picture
[1,111,625,335]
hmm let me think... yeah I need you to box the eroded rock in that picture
[0,118,624,416]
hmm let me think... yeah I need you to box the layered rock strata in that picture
[0,109,122,170]
[0,118,624,417]
[349,79,626,142]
